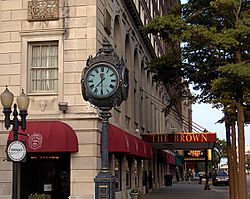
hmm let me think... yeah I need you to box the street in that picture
[213,175,250,193]
[141,176,250,199]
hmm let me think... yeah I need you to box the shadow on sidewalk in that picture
[141,181,229,199]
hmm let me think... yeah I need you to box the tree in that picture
[142,0,250,198]
[212,138,227,169]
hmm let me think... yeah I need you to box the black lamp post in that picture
[204,149,211,190]
[0,86,29,199]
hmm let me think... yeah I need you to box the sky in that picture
[192,103,250,145]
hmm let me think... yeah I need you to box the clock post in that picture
[81,40,129,199]
[94,107,115,199]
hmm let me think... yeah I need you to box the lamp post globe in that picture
[16,89,29,111]
[1,87,14,129]
[0,86,14,109]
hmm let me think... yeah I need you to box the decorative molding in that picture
[20,29,66,37]
[28,0,59,21]
[40,101,47,111]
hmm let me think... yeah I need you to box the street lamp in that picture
[0,86,29,199]
[204,149,211,190]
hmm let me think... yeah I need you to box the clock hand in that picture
[95,77,106,88]
[100,80,104,95]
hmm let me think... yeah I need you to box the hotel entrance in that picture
[6,121,79,199]
[21,153,70,199]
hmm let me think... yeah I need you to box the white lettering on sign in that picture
[7,141,26,162]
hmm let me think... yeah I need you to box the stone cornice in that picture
[20,29,66,37]
[121,0,156,59]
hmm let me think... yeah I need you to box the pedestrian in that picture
[176,169,180,181]
[198,171,203,184]
[188,169,192,184]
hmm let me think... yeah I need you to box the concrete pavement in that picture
[141,180,229,199]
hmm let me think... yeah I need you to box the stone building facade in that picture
[0,0,186,199]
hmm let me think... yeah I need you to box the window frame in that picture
[28,41,59,94]
[20,29,64,97]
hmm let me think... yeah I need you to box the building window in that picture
[29,42,58,93]
[115,157,122,191]
[134,160,139,186]
[126,159,132,189]
[125,115,131,129]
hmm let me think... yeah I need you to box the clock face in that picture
[85,64,119,98]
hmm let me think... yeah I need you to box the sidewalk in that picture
[141,181,229,199]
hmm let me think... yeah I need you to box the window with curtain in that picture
[29,42,58,93]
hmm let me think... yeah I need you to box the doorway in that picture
[21,153,70,199]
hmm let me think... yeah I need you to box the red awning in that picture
[162,150,176,165]
[108,124,130,153]
[144,142,153,159]
[136,138,153,159]
[127,134,140,156]
[8,121,78,152]
[108,124,152,159]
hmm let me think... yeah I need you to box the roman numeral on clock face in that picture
[86,64,119,98]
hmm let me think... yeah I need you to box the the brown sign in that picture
[141,133,216,143]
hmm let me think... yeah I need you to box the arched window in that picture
[125,34,132,129]
[114,16,123,57]
[133,49,139,129]
[140,61,146,132]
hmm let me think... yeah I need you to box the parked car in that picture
[212,170,229,186]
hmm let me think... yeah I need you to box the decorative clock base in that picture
[94,170,116,199]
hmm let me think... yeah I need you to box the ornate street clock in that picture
[85,63,119,99]
[81,40,129,199]
[81,41,129,109]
